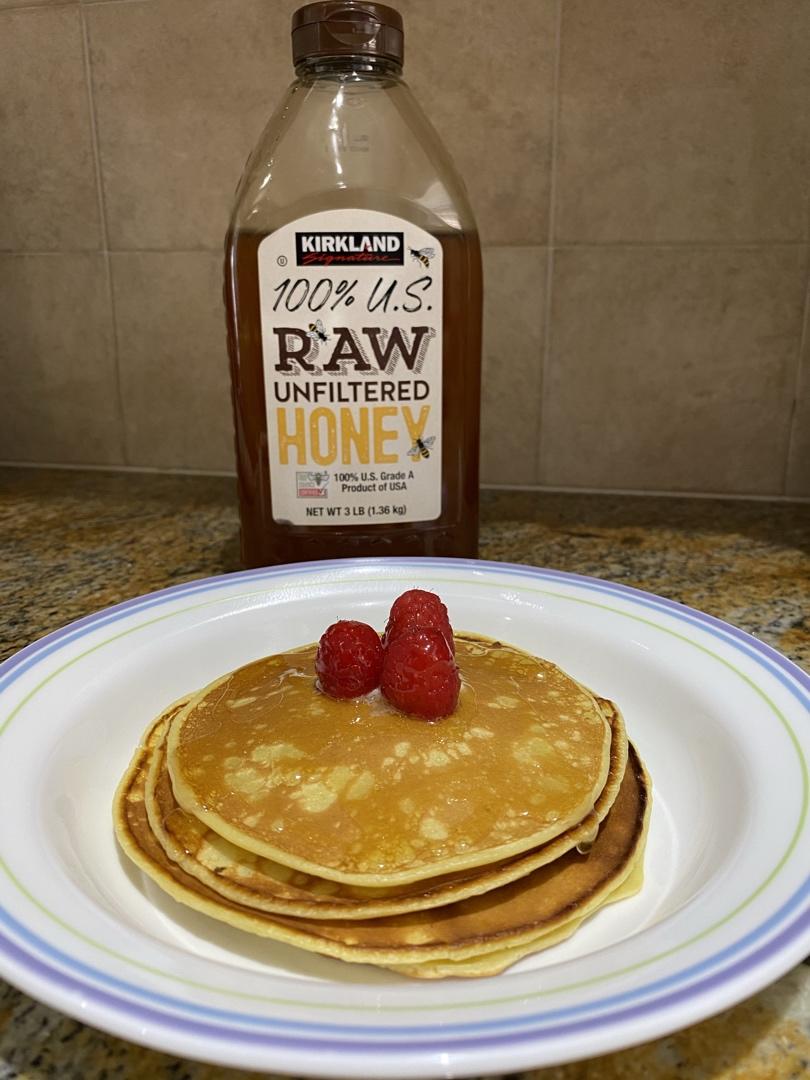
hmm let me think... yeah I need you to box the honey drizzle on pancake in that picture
[142,698,627,919]
[166,635,612,886]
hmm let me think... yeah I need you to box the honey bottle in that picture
[225,1,482,567]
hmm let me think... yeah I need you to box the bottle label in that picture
[257,209,442,527]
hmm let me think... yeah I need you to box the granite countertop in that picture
[1,466,808,1080]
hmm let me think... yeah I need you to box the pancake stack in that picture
[114,635,650,978]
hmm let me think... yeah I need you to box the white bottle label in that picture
[257,209,442,527]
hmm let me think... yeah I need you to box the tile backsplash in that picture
[0,0,808,496]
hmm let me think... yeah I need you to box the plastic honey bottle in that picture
[225,2,482,567]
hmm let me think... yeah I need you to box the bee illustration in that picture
[407,435,436,460]
[312,471,329,487]
[409,246,436,269]
[307,319,329,343]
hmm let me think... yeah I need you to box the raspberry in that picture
[383,589,454,653]
[315,621,384,699]
[381,628,460,720]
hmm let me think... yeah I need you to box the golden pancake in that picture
[114,726,649,972]
[256,748,649,965]
[386,858,646,979]
[145,698,627,918]
[166,635,612,886]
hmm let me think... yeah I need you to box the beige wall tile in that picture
[401,0,555,245]
[0,7,101,250]
[0,254,123,464]
[541,247,806,494]
[481,247,546,485]
[86,0,291,251]
[112,252,234,471]
[786,316,810,496]
[556,0,810,242]
[86,0,552,250]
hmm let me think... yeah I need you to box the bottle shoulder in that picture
[230,76,478,236]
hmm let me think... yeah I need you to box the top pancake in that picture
[147,696,625,919]
[166,634,611,886]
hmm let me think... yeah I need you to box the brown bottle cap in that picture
[292,2,404,67]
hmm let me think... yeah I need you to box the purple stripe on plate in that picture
[2,896,809,1055]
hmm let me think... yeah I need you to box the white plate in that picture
[0,558,808,1078]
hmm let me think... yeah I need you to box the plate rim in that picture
[1,557,809,1073]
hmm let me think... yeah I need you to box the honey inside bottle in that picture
[225,2,482,567]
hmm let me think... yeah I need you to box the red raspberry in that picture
[383,589,454,654]
[315,621,384,699]
[381,628,460,720]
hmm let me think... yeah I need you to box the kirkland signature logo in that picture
[295,231,404,267]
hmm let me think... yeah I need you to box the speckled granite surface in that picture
[0,466,808,1080]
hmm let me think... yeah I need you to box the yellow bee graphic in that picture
[307,319,329,343]
[407,435,436,460]
[409,246,436,269]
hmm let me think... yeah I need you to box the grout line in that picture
[537,0,563,488]
[481,482,810,505]
[81,0,155,6]
[782,249,810,495]
[0,249,102,256]
[78,5,108,252]
[552,239,810,250]
[0,2,76,13]
[2,240,809,256]
[0,0,186,5]
[0,460,237,478]
[0,247,222,256]
[79,3,130,465]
